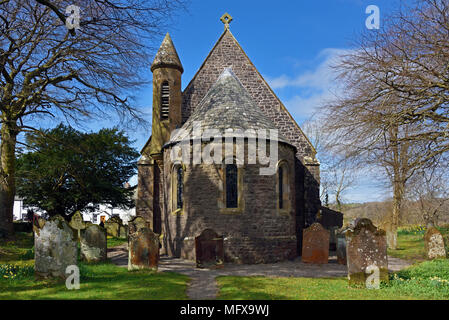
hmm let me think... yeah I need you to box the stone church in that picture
[137,14,321,264]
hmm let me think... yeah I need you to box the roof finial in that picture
[220,13,233,30]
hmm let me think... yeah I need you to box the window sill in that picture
[220,208,243,215]
[170,208,184,215]
[278,209,291,216]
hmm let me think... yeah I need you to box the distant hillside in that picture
[329,200,449,227]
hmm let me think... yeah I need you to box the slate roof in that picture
[166,68,293,147]
[151,33,183,73]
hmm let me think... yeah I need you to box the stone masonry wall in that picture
[181,29,320,235]
[161,141,297,263]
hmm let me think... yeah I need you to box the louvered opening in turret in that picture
[160,81,170,120]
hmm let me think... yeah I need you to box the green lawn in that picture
[0,233,189,300]
[0,262,189,299]
[217,259,449,300]
[0,232,34,266]
[2,229,448,300]
[107,236,128,248]
[388,226,449,261]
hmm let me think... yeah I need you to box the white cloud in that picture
[265,48,354,122]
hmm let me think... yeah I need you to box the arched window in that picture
[172,165,183,211]
[225,164,238,208]
[278,166,284,209]
[176,166,183,209]
[160,81,170,120]
[277,162,290,212]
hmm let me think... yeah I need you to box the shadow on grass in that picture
[0,261,189,300]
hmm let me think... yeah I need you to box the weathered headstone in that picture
[34,215,78,279]
[119,225,129,238]
[105,220,120,238]
[128,216,150,234]
[424,227,446,260]
[80,224,107,262]
[329,226,338,251]
[301,223,329,264]
[69,211,86,239]
[128,227,159,271]
[336,232,347,265]
[346,218,388,286]
[195,229,224,269]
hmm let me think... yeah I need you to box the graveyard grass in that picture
[2,231,449,300]
[0,233,189,300]
[388,226,449,261]
[217,259,449,300]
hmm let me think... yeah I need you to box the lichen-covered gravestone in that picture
[105,216,124,238]
[336,232,347,265]
[424,227,446,260]
[69,211,86,239]
[346,218,388,286]
[80,224,107,262]
[301,223,329,264]
[128,217,159,271]
[34,215,78,279]
[128,216,150,234]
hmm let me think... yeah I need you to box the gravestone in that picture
[119,225,129,238]
[195,229,224,268]
[128,227,160,271]
[34,215,78,279]
[336,232,347,265]
[301,223,329,264]
[80,224,107,262]
[329,226,338,251]
[105,220,120,238]
[69,211,86,239]
[346,218,388,286]
[424,227,446,260]
[128,216,150,234]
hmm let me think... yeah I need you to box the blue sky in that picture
[134,0,399,203]
[34,0,403,203]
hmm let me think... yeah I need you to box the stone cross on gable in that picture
[220,13,233,30]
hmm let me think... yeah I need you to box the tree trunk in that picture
[389,179,404,250]
[0,121,18,239]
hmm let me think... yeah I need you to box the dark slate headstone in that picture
[34,215,78,279]
[301,223,329,264]
[346,218,388,286]
[424,227,446,260]
[128,227,159,271]
[195,229,224,269]
[80,224,107,263]
[336,232,347,265]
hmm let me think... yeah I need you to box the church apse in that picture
[137,14,321,263]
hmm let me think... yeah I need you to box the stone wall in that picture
[180,29,320,238]
[160,141,297,263]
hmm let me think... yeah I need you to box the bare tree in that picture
[0,0,185,238]
[407,163,449,227]
[303,119,356,212]
[320,0,449,248]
